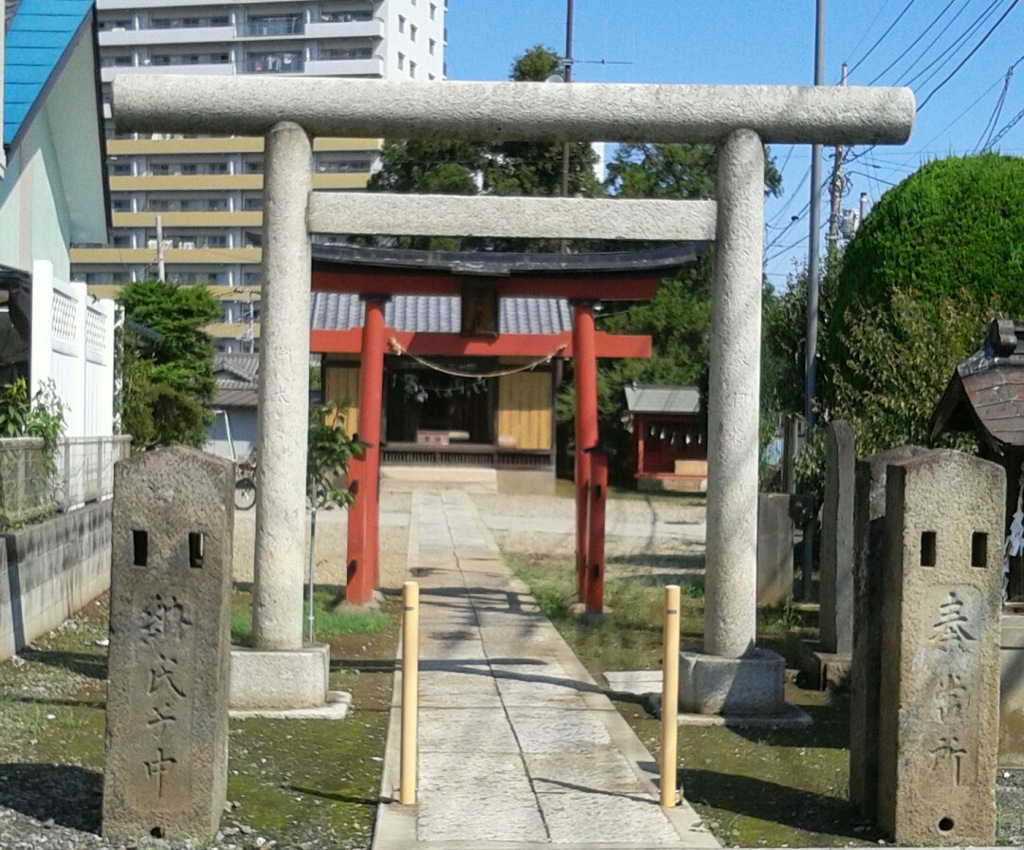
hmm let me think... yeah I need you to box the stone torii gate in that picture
[113,76,914,711]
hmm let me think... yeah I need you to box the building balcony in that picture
[238,54,304,74]
[108,137,265,155]
[71,247,262,265]
[102,62,234,82]
[98,25,234,47]
[305,56,383,77]
[109,174,263,191]
[110,211,263,228]
[306,19,385,40]
[312,173,370,190]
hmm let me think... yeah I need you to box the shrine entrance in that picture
[310,244,705,607]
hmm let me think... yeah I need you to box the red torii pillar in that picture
[573,301,600,601]
[346,295,387,605]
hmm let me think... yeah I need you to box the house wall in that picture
[0,503,112,662]
[497,372,551,451]
[0,35,106,276]
[205,407,258,462]
[324,364,360,438]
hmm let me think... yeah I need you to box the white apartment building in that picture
[73,0,446,352]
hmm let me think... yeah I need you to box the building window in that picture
[397,52,405,70]
[410,24,417,41]
[429,38,435,55]
[398,15,405,32]
[430,3,436,20]
[409,60,416,78]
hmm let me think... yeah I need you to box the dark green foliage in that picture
[828,153,1024,370]
[825,288,989,455]
[118,280,219,449]
[367,45,600,252]
[510,43,561,81]
[0,377,66,465]
[119,280,220,402]
[606,142,783,203]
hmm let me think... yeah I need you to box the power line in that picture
[917,0,1021,111]
[901,0,1003,90]
[894,0,987,87]
[867,0,959,85]
[986,105,1024,149]
[974,65,1014,152]
[847,0,920,77]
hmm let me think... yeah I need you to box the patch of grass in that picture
[1,589,402,849]
[230,586,395,645]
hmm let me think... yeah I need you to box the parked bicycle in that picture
[235,455,257,511]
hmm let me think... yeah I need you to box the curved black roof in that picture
[310,243,705,277]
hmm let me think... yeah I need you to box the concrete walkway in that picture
[373,489,719,850]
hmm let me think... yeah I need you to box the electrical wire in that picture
[906,0,1008,94]
[847,0,920,78]
[917,0,1021,112]
[894,0,986,88]
[867,0,960,85]
[974,65,1014,152]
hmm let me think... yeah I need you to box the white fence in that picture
[30,260,115,438]
[0,435,130,527]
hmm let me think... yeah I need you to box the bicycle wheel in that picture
[234,477,257,511]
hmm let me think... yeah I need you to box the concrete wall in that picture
[0,503,112,661]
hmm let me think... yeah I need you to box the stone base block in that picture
[796,639,851,691]
[679,648,786,715]
[230,644,330,711]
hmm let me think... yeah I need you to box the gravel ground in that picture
[3,489,1024,848]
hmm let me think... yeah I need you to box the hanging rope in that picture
[387,337,566,379]
[1003,461,1024,603]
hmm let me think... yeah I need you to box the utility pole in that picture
[560,0,574,200]
[826,63,847,252]
[560,0,574,253]
[802,0,826,601]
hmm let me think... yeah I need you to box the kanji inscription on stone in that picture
[876,450,1003,846]
[103,447,234,842]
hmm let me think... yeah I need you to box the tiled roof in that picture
[3,0,94,145]
[310,293,573,335]
[624,385,701,415]
[214,352,260,382]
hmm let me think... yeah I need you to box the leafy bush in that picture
[827,154,1024,371]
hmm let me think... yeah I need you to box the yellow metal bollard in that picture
[399,580,419,805]
[660,584,681,807]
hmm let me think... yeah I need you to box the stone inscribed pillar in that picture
[820,420,855,654]
[849,445,926,820]
[103,447,234,842]
[877,450,1003,845]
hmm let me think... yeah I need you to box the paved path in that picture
[373,489,718,850]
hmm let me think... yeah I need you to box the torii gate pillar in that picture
[572,301,599,601]
[345,295,387,606]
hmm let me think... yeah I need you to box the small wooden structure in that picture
[931,318,1024,608]
[625,384,706,492]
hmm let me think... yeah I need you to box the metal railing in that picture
[0,436,131,527]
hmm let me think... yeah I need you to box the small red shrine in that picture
[308,244,707,609]
[625,384,707,492]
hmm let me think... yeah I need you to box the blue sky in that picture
[444,1,1024,285]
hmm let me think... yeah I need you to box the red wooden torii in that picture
[310,245,704,610]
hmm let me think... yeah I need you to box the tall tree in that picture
[367,44,600,250]
[819,154,1024,457]
[118,280,220,449]
[582,144,783,479]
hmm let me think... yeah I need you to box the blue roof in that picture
[4,0,95,146]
